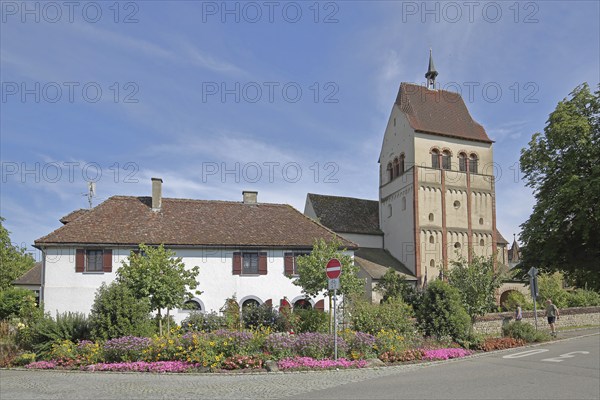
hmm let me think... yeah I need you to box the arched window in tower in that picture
[429,235,435,244]
[458,152,467,172]
[431,149,440,169]
[393,157,400,178]
[442,150,451,170]
[399,154,405,175]
[387,163,393,182]
[469,153,478,174]
[402,196,406,210]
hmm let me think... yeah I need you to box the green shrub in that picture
[12,352,36,366]
[416,280,471,342]
[350,297,415,335]
[30,312,91,357]
[502,291,533,311]
[181,311,227,332]
[537,272,569,308]
[89,282,155,340]
[242,304,284,331]
[502,321,549,342]
[567,289,600,307]
[0,287,38,320]
[293,309,328,333]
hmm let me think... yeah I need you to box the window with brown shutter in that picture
[258,252,267,275]
[75,249,85,272]
[103,249,113,273]
[315,299,325,312]
[284,253,294,275]
[232,252,242,275]
[86,250,103,272]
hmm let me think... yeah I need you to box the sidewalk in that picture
[549,326,599,340]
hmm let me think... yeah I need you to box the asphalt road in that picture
[292,333,600,400]
[1,331,598,400]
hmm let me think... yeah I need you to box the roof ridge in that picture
[110,195,289,207]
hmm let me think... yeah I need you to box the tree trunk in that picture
[166,309,171,334]
[158,309,163,336]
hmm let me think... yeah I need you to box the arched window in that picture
[458,152,467,172]
[469,154,478,174]
[399,154,405,175]
[393,157,400,178]
[182,299,203,311]
[431,149,440,169]
[428,213,434,222]
[242,298,260,309]
[429,235,435,244]
[402,196,406,210]
[293,299,312,310]
[387,163,393,182]
[442,150,452,170]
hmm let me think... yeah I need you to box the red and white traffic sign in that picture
[326,258,342,279]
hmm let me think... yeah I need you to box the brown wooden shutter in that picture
[258,252,268,275]
[315,299,325,312]
[265,299,272,308]
[232,252,242,275]
[284,252,294,275]
[103,249,113,273]
[75,249,85,273]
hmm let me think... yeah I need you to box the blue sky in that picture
[1,0,599,258]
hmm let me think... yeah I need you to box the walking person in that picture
[515,304,523,321]
[545,299,560,336]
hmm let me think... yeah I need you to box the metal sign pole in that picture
[333,288,338,361]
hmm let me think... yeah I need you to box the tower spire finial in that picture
[425,48,438,89]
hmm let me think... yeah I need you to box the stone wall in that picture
[473,306,600,335]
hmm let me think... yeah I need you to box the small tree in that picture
[117,244,200,335]
[291,237,363,332]
[292,237,363,297]
[375,269,418,306]
[416,280,471,342]
[537,272,569,308]
[89,282,156,340]
[448,255,505,328]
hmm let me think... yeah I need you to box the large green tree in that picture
[0,217,35,290]
[448,255,505,326]
[117,244,200,335]
[519,83,600,290]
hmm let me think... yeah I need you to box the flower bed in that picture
[422,348,472,360]
[19,329,480,372]
[84,361,199,373]
[278,357,367,371]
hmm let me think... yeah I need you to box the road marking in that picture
[541,351,590,363]
[503,349,549,359]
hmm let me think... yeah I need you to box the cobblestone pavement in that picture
[1,328,598,400]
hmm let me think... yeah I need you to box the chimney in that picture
[151,178,163,211]
[242,191,258,204]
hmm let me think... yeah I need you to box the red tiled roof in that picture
[396,83,493,143]
[59,209,89,224]
[13,262,42,286]
[35,196,356,249]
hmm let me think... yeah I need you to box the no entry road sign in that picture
[326,258,342,279]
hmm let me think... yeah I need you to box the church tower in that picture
[378,52,499,286]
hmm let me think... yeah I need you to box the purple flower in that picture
[277,357,367,370]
